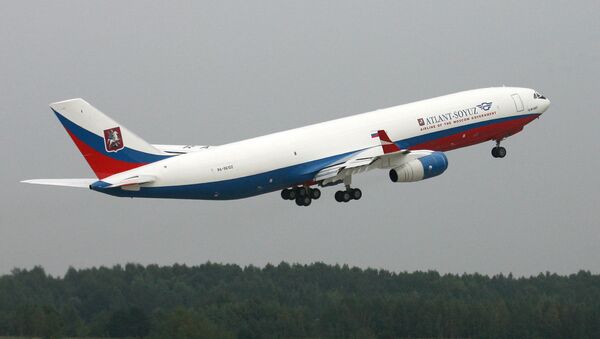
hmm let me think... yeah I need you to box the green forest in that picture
[0,263,599,339]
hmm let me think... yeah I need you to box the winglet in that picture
[372,130,401,154]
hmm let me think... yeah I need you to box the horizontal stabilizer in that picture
[21,178,96,188]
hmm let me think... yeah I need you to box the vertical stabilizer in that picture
[49,99,171,179]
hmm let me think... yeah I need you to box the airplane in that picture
[22,87,550,206]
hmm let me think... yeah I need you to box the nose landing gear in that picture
[491,140,506,158]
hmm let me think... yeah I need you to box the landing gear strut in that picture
[333,176,362,203]
[491,140,506,158]
[281,186,321,207]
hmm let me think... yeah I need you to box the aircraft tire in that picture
[491,147,498,158]
[342,191,351,202]
[296,196,311,206]
[335,191,344,202]
[288,189,297,200]
[281,189,290,200]
[311,188,321,200]
[351,188,362,200]
[497,146,506,158]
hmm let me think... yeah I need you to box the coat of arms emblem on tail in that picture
[103,127,124,152]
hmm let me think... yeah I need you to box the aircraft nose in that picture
[539,97,550,113]
[534,90,550,114]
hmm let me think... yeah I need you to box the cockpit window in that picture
[534,92,547,100]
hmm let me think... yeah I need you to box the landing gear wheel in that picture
[342,191,351,202]
[492,146,506,158]
[335,188,362,202]
[296,196,311,206]
[310,188,321,200]
[497,146,506,158]
[288,189,297,200]
[282,189,297,200]
[351,188,362,200]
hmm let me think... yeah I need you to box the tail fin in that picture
[50,99,171,179]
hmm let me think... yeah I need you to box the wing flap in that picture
[314,164,344,182]
[314,151,380,183]
[152,144,210,154]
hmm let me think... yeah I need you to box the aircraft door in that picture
[511,94,524,112]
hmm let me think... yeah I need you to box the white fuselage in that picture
[96,87,548,199]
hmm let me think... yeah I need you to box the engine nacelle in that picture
[389,152,448,182]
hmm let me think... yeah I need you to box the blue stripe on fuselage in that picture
[92,151,355,200]
[93,113,539,200]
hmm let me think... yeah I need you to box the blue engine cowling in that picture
[389,152,448,182]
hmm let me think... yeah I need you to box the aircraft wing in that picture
[314,130,410,185]
[85,174,157,192]
[152,144,210,155]
[105,175,156,189]
[314,150,378,183]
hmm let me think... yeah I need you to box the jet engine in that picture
[389,152,448,182]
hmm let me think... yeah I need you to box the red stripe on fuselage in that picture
[410,114,540,152]
[65,129,147,179]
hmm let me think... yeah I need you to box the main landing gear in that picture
[281,177,362,206]
[334,187,362,203]
[333,176,362,203]
[281,186,321,206]
[491,140,506,158]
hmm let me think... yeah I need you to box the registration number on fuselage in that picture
[216,164,234,172]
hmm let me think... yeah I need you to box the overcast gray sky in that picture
[1,1,598,276]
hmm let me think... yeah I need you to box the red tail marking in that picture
[65,130,146,179]
[377,130,401,154]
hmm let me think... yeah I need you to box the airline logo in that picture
[417,102,494,127]
[477,102,492,111]
[103,127,124,152]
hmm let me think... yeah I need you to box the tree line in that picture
[0,262,599,338]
